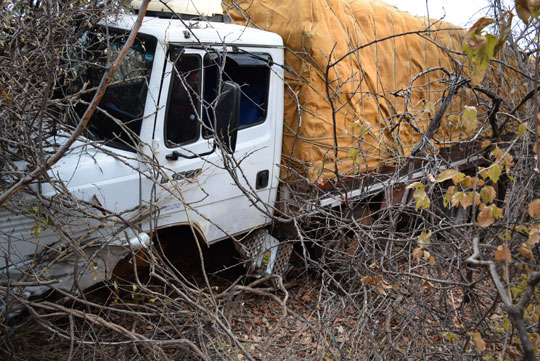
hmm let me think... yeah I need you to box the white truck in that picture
[0,0,295,295]
[0,0,493,297]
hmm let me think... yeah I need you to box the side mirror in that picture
[214,81,240,153]
[165,81,240,161]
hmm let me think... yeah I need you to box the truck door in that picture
[146,47,278,243]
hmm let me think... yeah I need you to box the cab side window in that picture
[203,53,270,137]
[164,51,201,148]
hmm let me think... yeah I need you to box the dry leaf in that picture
[361,276,373,284]
[477,204,503,227]
[453,315,465,329]
[528,226,540,246]
[528,199,540,219]
[518,243,534,260]
[516,0,531,24]
[481,139,492,148]
[412,247,424,261]
[471,331,486,353]
[494,245,512,263]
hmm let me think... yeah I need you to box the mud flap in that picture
[240,229,293,277]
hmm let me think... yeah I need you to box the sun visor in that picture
[205,53,271,67]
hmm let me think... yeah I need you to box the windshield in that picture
[67,29,157,151]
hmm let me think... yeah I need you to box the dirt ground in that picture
[0,237,523,360]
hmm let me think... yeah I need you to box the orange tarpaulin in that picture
[225,0,476,183]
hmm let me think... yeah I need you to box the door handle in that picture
[256,170,269,189]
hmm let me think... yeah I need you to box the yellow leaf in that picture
[480,186,497,203]
[495,245,512,263]
[471,331,486,353]
[452,172,466,185]
[31,225,41,238]
[461,106,478,133]
[493,205,503,219]
[462,176,481,188]
[462,176,472,188]
[443,331,460,342]
[499,230,512,242]
[443,186,457,207]
[436,169,460,183]
[528,199,540,219]
[451,191,464,208]
[491,147,504,161]
[417,230,432,248]
[481,139,492,149]
[480,164,502,183]
[406,181,424,189]
[411,185,430,210]
[518,122,527,138]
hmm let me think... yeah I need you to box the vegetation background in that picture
[2,0,540,360]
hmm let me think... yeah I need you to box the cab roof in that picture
[106,14,284,47]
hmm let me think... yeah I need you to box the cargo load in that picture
[224,0,474,183]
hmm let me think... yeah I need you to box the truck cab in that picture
[0,0,285,294]
[126,10,285,243]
